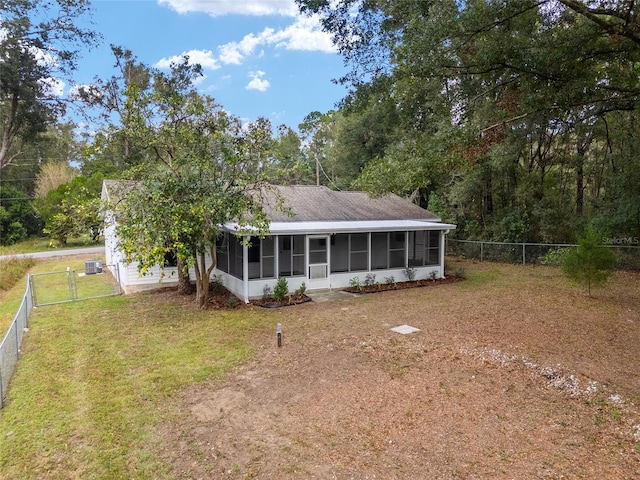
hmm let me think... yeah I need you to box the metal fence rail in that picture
[447,239,640,270]
[0,278,33,409]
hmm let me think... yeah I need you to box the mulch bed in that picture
[206,277,465,309]
[343,275,464,294]
[250,294,312,308]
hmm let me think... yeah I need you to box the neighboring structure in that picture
[102,182,456,301]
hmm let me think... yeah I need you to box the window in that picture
[228,235,243,279]
[278,235,305,277]
[248,237,260,279]
[247,236,276,280]
[330,234,349,272]
[408,231,440,267]
[262,236,275,278]
[371,232,388,270]
[389,232,406,268]
[350,233,368,271]
[330,233,368,272]
[216,234,229,273]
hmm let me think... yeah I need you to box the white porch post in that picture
[243,235,249,303]
[439,230,446,278]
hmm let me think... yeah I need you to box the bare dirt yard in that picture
[156,260,640,479]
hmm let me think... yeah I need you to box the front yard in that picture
[1,258,639,478]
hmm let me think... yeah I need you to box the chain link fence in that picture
[0,278,33,409]
[1,264,120,408]
[447,239,640,270]
[30,265,121,307]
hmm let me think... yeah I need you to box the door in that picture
[307,235,330,289]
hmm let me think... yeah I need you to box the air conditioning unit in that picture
[85,260,103,275]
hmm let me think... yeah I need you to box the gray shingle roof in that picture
[262,185,440,223]
[103,181,442,224]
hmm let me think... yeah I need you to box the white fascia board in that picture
[224,220,457,236]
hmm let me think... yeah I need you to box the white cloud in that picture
[158,0,298,17]
[219,33,264,65]
[38,77,65,97]
[246,71,270,92]
[218,15,335,65]
[154,49,220,70]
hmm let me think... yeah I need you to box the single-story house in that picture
[102,181,456,302]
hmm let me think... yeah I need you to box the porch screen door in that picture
[308,235,330,289]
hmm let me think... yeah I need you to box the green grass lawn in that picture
[0,256,113,333]
[0,289,277,479]
[0,235,101,255]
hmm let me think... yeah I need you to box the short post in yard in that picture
[276,323,282,348]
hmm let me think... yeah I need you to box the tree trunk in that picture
[176,258,193,295]
[193,247,218,309]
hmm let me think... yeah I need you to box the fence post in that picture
[29,274,36,308]
[522,243,526,265]
[480,242,484,262]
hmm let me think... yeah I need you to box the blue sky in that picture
[71,0,349,131]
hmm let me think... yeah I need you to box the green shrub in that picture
[262,285,273,300]
[349,277,363,291]
[540,247,571,266]
[295,282,307,296]
[403,267,417,281]
[563,229,617,296]
[273,277,289,301]
[454,267,467,279]
[208,274,225,294]
[226,296,239,309]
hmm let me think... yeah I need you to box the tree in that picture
[34,160,77,198]
[34,175,103,246]
[296,0,640,242]
[563,229,618,296]
[0,0,99,169]
[110,59,276,308]
[0,185,41,245]
[75,46,152,173]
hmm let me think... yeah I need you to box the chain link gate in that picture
[30,265,121,307]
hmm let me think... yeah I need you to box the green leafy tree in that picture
[0,186,41,245]
[110,58,277,308]
[297,0,640,242]
[0,0,99,169]
[563,229,618,296]
[35,175,103,246]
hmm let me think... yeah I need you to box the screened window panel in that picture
[262,257,275,278]
[351,233,368,252]
[262,236,274,256]
[389,250,405,268]
[309,237,327,264]
[331,234,349,273]
[371,232,388,270]
[229,236,242,278]
[292,255,305,276]
[293,235,305,254]
[390,232,405,249]
[216,234,229,273]
[408,231,425,267]
[278,235,292,277]
[351,251,368,271]
[426,231,440,266]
